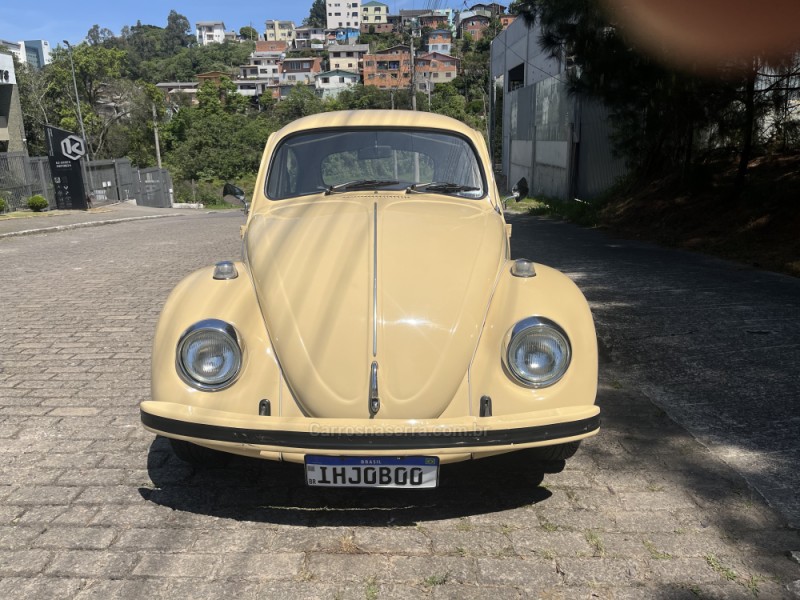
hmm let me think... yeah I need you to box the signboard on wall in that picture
[0,53,16,85]
[45,125,87,210]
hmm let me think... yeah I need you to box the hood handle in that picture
[369,362,380,417]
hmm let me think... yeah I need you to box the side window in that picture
[268,146,300,198]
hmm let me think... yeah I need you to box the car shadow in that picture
[140,436,553,526]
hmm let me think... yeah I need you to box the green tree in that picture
[86,24,115,46]
[14,57,55,155]
[164,11,195,54]
[162,83,275,181]
[303,0,327,28]
[513,0,758,179]
[272,85,326,126]
[239,26,259,42]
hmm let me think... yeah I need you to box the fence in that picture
[0,153,173,211]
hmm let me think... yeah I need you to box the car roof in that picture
[275,110,480,139]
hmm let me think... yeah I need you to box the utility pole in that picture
[63,40,96,198]
[410,36,417,111]
[152,104,162,168]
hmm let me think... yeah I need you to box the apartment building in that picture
[0,52,25,153]
[362,45,411,89]
[328,44,369,72]
[326,1,361,30]
[281,57,323,86]
[295,27,327,49]
[427,30,452,54]
[460,14,491,41]
[361,1,388,26]
[196,21,227,45]
[264,20,297,44]
[415,52,460,90]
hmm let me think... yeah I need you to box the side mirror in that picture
[512,177,529,201]
[223,183,248,215]
[502,177,529,209]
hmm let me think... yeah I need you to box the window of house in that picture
[508,63,524,91]
[446,72,452,77]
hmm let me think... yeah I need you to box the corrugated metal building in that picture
[490,18,626,200]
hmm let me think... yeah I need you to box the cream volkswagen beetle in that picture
[141,110,599,489]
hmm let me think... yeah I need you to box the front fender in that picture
[469,262,598,416]
[149,262,284,417]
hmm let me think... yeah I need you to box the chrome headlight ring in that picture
[176,319,243,391]
[503,316,572,389]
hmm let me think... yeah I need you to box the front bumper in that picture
[141,401,600,461]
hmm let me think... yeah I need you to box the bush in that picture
[27,195,49,212]
[0,197,6,213]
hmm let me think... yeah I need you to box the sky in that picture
[2,0,466,48]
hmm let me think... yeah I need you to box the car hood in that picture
[245,195,506,419]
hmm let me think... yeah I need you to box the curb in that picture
[0,214,179,239]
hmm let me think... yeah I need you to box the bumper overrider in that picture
[140,401,600,459]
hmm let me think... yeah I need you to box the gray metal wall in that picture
[0,152,53,210]
[491,18,626,200]
[1,154,174,211]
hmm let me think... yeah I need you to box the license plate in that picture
[305,456,439,489]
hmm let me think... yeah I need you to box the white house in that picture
[196,21,227,46]
[326,0,361,30]
[315,70,360,98]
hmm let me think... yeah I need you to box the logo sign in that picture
[46,126,87,210]
[60,135,86,161]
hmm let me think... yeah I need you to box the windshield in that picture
[266,129,485,200]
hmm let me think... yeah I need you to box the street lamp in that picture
[63,40,95,200]
[62,41,89,154]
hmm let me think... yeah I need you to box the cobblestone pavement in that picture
[0,212,797,599]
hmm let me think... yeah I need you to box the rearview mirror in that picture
[357,145,393,160]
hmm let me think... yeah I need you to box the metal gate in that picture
[138,168,173,208]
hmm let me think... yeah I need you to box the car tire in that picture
[169,438,231,467]
[526,441,581,462]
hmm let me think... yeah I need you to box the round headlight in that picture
[177,319,242,390]
[504,317,571,388]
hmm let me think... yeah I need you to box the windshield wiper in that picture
[325,179,400,195]
[406,182,481,195]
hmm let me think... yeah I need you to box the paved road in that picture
[509,214,800,529]
[0,211,797,599]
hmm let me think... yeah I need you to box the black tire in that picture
[526,441,581,462]
[169,438,231,467]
